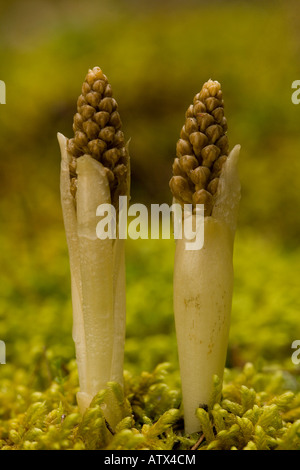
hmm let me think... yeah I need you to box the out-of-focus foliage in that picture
[1,229,300,375]
[0,0,300,241]
[1,0,300,450]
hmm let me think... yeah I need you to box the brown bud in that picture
[93,67,108,81]
[73,113,83,132]
[185,104,194,118]
[206,80,221,97]
[118,146,127,160]
[211,155,227,178]
[67,138,82,157]
[99,126,115,144]
[102,148,120,167]
[114,163,127,181]
[185,117,198,134]
[212,107,224,124]
[221,117,228,132]
[205,97,222,112]
[114,130,125,148]
[169,176,193,204]
[69,156,77,177]
[172,158,186,177]
[85,91,100,108]
[92,79,106,95]
[77,94,86,109]
[179,155,199,173]
[176,138,193,158]
[180,125,189,140]
[215,135,229,154]
[206,124,224,144]
[87,139,107,159]
[80,105,95,120]
[113,163,128,198]
[199,87,210,101]
[82,81,91,95]
[170,79,229,215]
[112,164,128,203]
[94,111,110,128]
[192,189,213,216]
[82,120,100,140]
[201,144,220,167]
[109,111,122,129]
[68,67,129,207]
[85,70,96,86]
[189,166,210,187]
[99,97,117,113]
[207,177,219,195]
[86,67,107,85]
[189,132,208,157]
[70,177,78,198]
[74,131,88,148]
[104,83,113,97]
[196,113,215,132]
[193,100,206,115]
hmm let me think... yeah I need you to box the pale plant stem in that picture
[59,133,129,423]
[58,132,88,395]
[75,155,115,412]
[111,150,130,386]
[173,145,241,434]
[111,237,126,385]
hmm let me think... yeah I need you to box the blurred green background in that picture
[0,0,300,386]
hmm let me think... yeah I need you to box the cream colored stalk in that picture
[170,80,241,434]
[58,67,129,423]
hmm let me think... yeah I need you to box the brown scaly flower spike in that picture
[67,66,129,209]
[169,79,229,217]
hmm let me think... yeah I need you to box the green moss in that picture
[1,230,300,449]
[1,361,300,450]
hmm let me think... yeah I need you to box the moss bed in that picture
[1,360,300,450]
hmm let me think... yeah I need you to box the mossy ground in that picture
[1,360,300,450]
[1,232,300,450]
